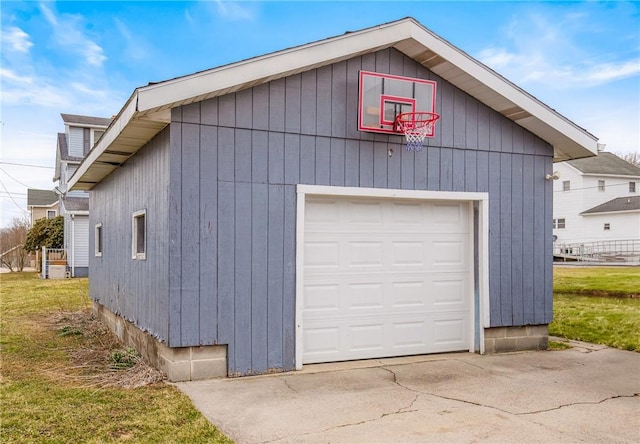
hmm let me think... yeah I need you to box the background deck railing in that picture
[553,239,640,263]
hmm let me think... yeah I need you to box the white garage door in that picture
[302,196,472,364]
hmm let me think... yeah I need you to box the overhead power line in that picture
[0,161,54,169]
[0,166,35,188]
[554,182,635,193]
[0,179,28,213]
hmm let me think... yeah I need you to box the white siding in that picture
[68,127,84,157]
[552,163,585,243]
[70,216,90,268]
[582,212,640,241]
[553,162,640,244]
[65,164,88,198]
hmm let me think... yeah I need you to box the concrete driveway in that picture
[177,341,640,443]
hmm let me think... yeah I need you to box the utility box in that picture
[49,265,67,279]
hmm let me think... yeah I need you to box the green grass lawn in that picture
[551,266,640,352]
[550,294,640,351]
[553,266,640,296]
[0,272,232,443]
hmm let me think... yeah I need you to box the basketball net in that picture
[394,112,440,152]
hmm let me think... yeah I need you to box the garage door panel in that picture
[346,200,384,223]
[391,241,425,266]
[304,276,468,311]
[433,279,466,305]
[348,241,384,267]
[431,240,466,267]
[391,280,428,307]
[348,282,385,309]
[304,241,340,269]
[303,311,470,364]
[432,203,465,225]
[390,201,424,223]
[302,196,472,364]
[303,284,340,312]
[306,198,469,235]
[304,235,469,273]
[305,198,340,223]
[433,319,467,345]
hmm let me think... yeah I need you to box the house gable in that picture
[69,17,597,193]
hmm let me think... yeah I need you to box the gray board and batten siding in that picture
[89,128,171,340]
[89,48,553,376]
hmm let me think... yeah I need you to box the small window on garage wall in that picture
[630,182,636,193]
[562,181,570,191]
[557,218,566,229]
[47,210,57,219]
[604,223,610,231]
[95,223,103,257]
[598,180,605,192]
[132,210,146,260]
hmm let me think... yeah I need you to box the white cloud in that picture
[476,11,640,89]
[585,60,640,84]
[113,18,151,61]
[478,46,640,88]
[214,0,255,21]
[0,68,33,85]
[39,3,107,67]
[83,41,107,67]
[1,26,34,53]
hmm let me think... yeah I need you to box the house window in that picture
[604,223,610,231]
[95,223,103,257]
[132,210,146,260]
[562,181,570,191]
[47,210,57,219]
[598,180,605,191]
[92,129,105,147]
[553,218,566,229]
[630,182,636,193]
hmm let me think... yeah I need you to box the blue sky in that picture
[1,1,639,227]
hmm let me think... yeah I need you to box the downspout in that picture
[71,214,75,278]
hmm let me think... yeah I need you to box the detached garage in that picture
[68,18,598,380]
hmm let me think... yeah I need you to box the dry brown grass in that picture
[42,309,166,389]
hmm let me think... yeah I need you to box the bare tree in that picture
[0,217,31,272]
[616,151,640,167]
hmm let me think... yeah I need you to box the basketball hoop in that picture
[393,112,440,152]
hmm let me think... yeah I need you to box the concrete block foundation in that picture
[484,325,549,353]
[92,301,227,382]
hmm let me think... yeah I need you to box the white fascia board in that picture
[68,92,139,191]
[408,26,598,156]
[136,21,413,112]
[581,173,640,179]
[67,123,110,130]
[581,209,640,216]
[66,210,90,216]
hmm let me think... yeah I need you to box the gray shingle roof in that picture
[62,197,89,212]
[61,113,112,127]
[27,189,58,206]
[581,196,640,215]
[566,152,640,176]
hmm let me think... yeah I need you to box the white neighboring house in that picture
[553,152,640,252]
[53,113,112,277]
